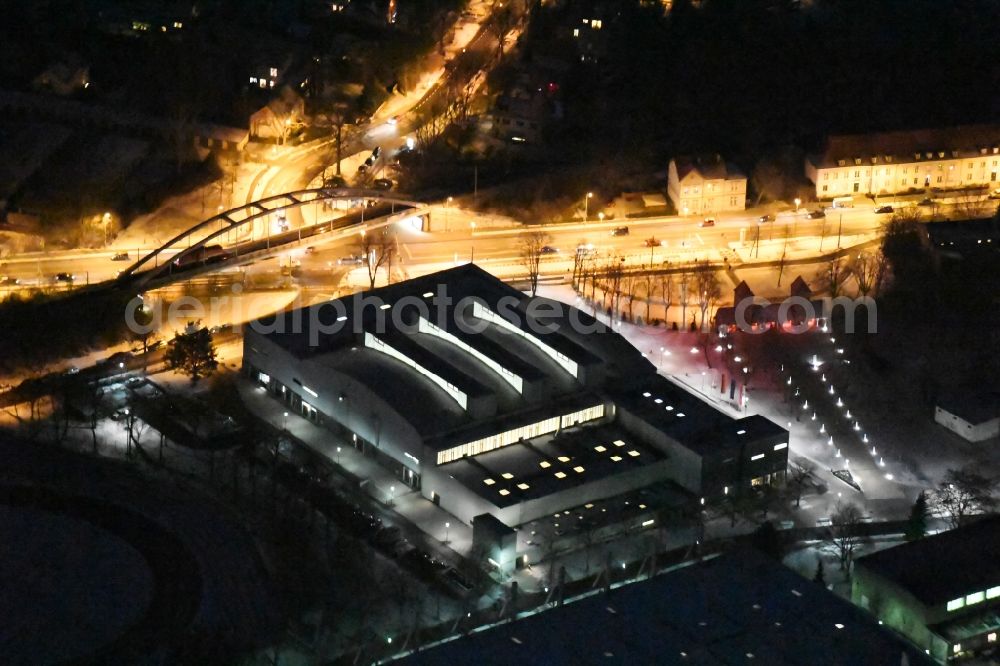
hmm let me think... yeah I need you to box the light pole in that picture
[446,196,454,230]
[585,191,593,220]
[444,521,450,544]
[470,221,476,263]
[282,411,288,431]
[389,485,396,507]
[794,197,801,213]
[337,446,342,465]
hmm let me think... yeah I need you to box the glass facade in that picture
[436,403,606,465]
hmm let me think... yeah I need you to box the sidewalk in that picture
[237,381,476,560]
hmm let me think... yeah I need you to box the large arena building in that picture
[243,265,787,527]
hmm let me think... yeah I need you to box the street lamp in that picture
[389,485,396,506]
[444,521,450,544]
[337,446,342,465]
[585,191,594,220]
[283,411,288,430]
[446,196,454,229]
[794,197,801,213]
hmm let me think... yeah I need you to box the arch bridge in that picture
[116,188,426,289]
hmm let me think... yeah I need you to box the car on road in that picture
[357,163,368,174]
[758,214,773,223]
[373,178,393,190]
[644,237,663,247]
[576,243,595,254]
[337,254,365,265]
[304,246,316,255]
[65,366,80,375]
[386,115,399,126]
[0,276,19,286]
[53,272,74,283]
[918,197,935,206]
[610,226,629,236]
[806,209,826,219]
[540,245,559,254]
[874,204,894,214]
[371,147,381,160]
[700,217,716,227]
[989,188,1000,200]
[111,252,130,261]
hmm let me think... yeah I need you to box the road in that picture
[0,201,936,291]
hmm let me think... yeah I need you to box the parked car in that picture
[371,146,382,160]
[874,205,894,214]
[700,217,716,227]
[111,252,130,261]
[357,163,368,174]
[610,226,629,236]
[540,245,559,254]
[0,276,19,286]
[337,254,365,265]
[806,209,826,219]
[323,175,347,188]
[373,178,393,190]
[989,188,1000,200]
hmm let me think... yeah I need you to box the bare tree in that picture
[571,241,590,290]
[357,228,397,288]
[518,231,551,297]
[786,460,815,508]
[932,466,998,529]
[659,274,674,325]
[751,158,786,205]
[640,275,654,322]
[413,96,449,151]
[487,2,517,58]
[824,502,866,572]
[446,48,490,120]
[954,191,991,219]
[694,263,722,331]
[678,272,692,328]
[621,274,638,322]
[603,257,625,315]
[817,258,848,297]
[850,251,887,297]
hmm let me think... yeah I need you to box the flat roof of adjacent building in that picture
[614,375,788,456]
[439,423,664,509]
[399,548,935,666]
[937,389,1000,426]
[856,516,1000,607]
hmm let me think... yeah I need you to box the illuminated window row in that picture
[364,332,468,410]
[417,316,523,393]
[561,404,605,428]
[472,301,579,379]
[436,403,606,465]
[947,585,1000,612]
